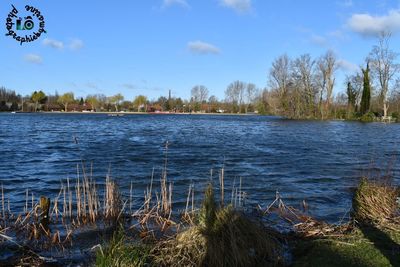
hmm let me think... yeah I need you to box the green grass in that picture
[95,181,399,267]
[96,227,151,267]
[293,227,400,267]
[293,176,400,267]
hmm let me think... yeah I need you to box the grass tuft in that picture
[352,177,399,226]
[96,227,151,267]
[152,184,283,267]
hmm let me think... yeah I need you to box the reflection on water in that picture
[0,113,399,222]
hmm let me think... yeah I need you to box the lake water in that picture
[0,113,399,222]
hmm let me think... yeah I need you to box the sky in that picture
[1,0,400,101]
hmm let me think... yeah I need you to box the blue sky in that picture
[1,0,400,101]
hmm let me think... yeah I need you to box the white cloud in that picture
[187,41,220,55]
[310,34,328,47]
[24,54,43,64]
[43,38,64,49]
[163,0,189,8]
[69,39,84,51]
[338,59,359,73]
[221,0,252,13]
[347,9,400,37]
[328,30,347,40]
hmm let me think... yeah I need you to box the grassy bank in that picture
[95,178,399,267]
[293,178,400,267]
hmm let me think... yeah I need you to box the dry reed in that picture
[353,177,399,226]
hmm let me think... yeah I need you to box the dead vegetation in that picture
[152,185,284,267]
[352,177,400,227]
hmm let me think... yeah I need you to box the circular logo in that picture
[5,4,46,45]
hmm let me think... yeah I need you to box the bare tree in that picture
[369,32,400,118]
[225,81,246,113]
[191,85,208,112]
[208,95,218,113]
[269,54,291,111]
[291,54,317,117]
[317,50,338,118]
[200,86,209,103]
[191,85,209,103]
[245,83,257,112]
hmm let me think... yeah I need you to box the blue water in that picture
[0,113,399,222]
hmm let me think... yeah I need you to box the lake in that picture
[0,113,399,222]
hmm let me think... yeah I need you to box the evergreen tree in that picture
[360,63,371,115]
[346,82,356,109]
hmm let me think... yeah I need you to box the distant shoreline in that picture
[5,111,261,116]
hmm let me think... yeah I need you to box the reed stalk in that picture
[25,189,28,214]
[219,167,225,207]
[1,184,5,219]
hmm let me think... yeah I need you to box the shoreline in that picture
[5,111,262,116]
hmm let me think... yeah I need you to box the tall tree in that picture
[291,54,316,118]
[369,32,400,118]
[57,92,75,112]
[208,95,219,113]
[269,54,291,112]
[225,81,245,113]
[86,95,100,111]
[31,90,46,112]
[109,93,124,112]
[191,85,209,103]
[346,81,357,114]
[317,50,337,117]
[133,95,147,112]
[245,83,257,113]
[360,63,371,115]
[191,85,209,111]
[157,96,168,111]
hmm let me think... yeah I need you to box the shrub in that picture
[391,112,399,122]
[359,112,375,122]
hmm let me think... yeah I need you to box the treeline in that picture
[264,32,400,121]
[0,87,20,111]
[0,85,263,114]
[2,32,399,120]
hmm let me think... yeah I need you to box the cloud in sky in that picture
[43,38,64,49]
[24,54,43,64]
[69,39,84,51]
[42,38,83,51]
[163,0,189,8]
[221,0,252,13]
[121,83,136,90]
[328,30,347,40]
[310,34,328,47]
[347,9,400,37]
[188,41,220,55]
[338,59,359,73]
